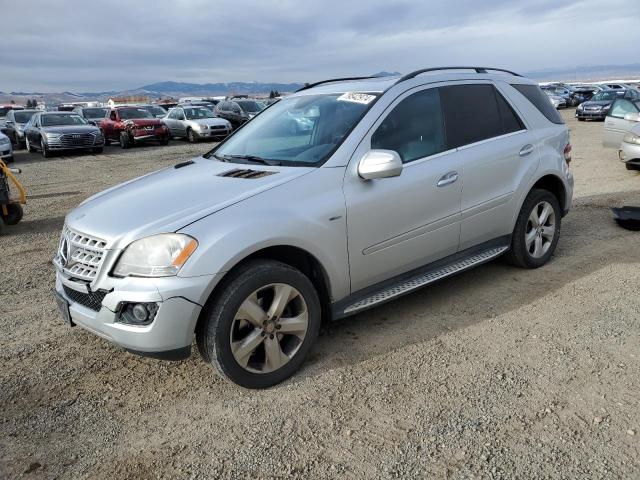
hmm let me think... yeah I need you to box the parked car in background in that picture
[163,106,232,143]
[544,90,566,109]
[214,99,266,127]
[4,109,39,148]
[575,89,639,121]
[542,86,576,106]
[0,131,13,163]
[24,111,104,157]
[600,83,632,91]
[0,105,24,134]
[72,106,109,125]
[99,107,169,149]
[53,67,573,388]
[140,104,169,119]
[178,101,218,110]
[617,122,640,170]
[602,97,640,154]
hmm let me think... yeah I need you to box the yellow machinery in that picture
[0,159,26,233]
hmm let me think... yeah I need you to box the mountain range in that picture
[2,66,639,105]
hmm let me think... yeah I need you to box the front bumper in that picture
[619,141,640,164]
[575,110,607,119]
[54,268,219,356]
[194,127,231,139]
[0,143,13,159]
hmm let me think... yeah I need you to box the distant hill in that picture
[3,65,640,106]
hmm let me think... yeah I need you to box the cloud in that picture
[0,0,638,91]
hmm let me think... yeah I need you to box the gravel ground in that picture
[1,110,639,479]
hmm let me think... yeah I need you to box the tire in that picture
[196,260,321,389]
[577,118,585,122]
[506,189,561,269]
[1,203,24,225]
[102,130,110,146]
[187,129,197,143]
[159,135,169,146]
[41,139,51,158]
[92,147,103,154]
[119,131,131,149]
[26,137,35,153]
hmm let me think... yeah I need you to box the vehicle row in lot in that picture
[164,106,231,142]
[576,88,640,121]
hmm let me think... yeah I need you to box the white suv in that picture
[54,67,574,388]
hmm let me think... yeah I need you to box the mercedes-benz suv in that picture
[53,67,573,388]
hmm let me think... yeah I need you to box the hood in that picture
[41,125,100,134]
[187,117,230,127]
[581,100,611,108]
[66,157,314,248]
[123,118,164,127]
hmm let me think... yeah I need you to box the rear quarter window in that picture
[512,84,564,125]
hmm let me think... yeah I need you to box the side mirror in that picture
[624,113,640,122]
[358,150,403,180]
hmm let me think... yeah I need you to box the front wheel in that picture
[41,139,51,158]
[506,189,561,269]
[26,137,35,153]
[197,260,321,389]
[119,131,131,149]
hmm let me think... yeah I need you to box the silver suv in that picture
[53,67,574,388]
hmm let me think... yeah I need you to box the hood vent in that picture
[218,169,276,179]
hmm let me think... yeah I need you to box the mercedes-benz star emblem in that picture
[59,235,72,268]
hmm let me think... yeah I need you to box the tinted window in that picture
[440,84,504,148]
[609,99,639,119]
[512,84,564,124]
[495,90,525,134]
[40,114,87,126]
[371,88,446,163]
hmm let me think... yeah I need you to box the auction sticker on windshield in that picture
[337,92,376,105]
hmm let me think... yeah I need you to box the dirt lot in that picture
[1,110,639,479]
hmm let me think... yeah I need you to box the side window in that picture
[495,90,525,134]
[371,88,446,163]
[609,99,638,119]
[511,84,564,125]
[110,111,117,121]
[439,84,504,149]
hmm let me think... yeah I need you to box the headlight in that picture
[0,137,9,145]
[577,104,584,110]
[623,133,640,145]
[113,234,198,278]
[45,132,61,139]
[197,123,208,129]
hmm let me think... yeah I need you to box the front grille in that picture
[54,226,108,282]
[59,133,96,147]
[63,285,106,312]
[211,125,227,131]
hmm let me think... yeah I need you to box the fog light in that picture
[117,302,159,325]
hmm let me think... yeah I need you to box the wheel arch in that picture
[195,244,334,335]
[531,174,567,212]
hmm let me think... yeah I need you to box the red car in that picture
[100,106,169,149]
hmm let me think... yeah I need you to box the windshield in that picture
[82,108,108,119]
[184,107,215,119]
[144,106,167,117]
[41,114,88,126]
[14,111,37,123]
[209,92,378,166]
[0,107,23,117]
[237,101,266,113]
[592,91,621,101]
[119,108,153,120]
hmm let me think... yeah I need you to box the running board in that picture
[342,246,509,315]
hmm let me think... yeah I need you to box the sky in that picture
[1,0,639,92]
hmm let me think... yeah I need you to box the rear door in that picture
[439,82,539,250]
[603,99,640,149]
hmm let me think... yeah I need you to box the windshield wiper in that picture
[226,155,281,166]
[212,154,229,162]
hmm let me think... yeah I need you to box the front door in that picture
[603,99,640,149]
[344,86,462,292]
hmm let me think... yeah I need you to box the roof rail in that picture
[396,66,522,84]
[295,76,377,92]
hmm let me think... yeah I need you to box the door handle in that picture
[519,144,534,157]
[437,171,459,187]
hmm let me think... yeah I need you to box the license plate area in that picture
[53,289,74,326]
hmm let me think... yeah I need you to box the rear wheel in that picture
[506,189,561,269]
[197,260,321,389]
[1,203,24,225]
[159,135,169,145]
[92,147,103,154]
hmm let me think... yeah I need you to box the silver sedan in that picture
[163,106,232,143]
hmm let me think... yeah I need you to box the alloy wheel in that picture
[230,283,309,374]
[525,201,556,258]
